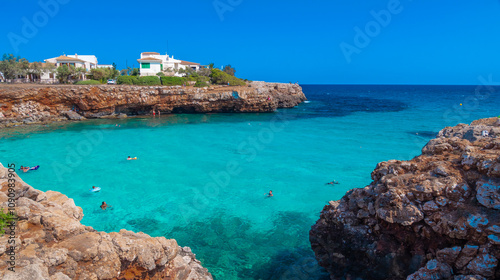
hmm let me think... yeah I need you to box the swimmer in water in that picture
[265,190,273,197]
[100,201,112,210]
[326,180,340,185]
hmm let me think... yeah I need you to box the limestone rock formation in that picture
[0,82,306,127]
[0,163,212,280]
[310,117,500,279]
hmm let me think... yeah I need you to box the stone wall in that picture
[0,82,306,127]
[0,163,213,280]
[310,117,500,280]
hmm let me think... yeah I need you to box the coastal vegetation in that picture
[115,68,247,87]
[1,53,247,86]
[0,208,17,236]
[0,53,55,81]
[75,80,101,85]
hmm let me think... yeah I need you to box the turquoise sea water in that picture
[1,85,499,279]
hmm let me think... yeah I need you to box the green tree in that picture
[209,69,246,86]
[208,63,215,70]
[130,68,140,76]
[27,62,44,81]
[56,65,75,83]
[43,63,56,78]
[18,58,30,77]
[112,62,117,70]
[156,72,165,77]
[198,67,211,77]
[74,67,87,81]
[0,54,24,80]
[90,68,106,81]
[223,64,236,76]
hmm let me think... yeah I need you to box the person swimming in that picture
[21,166,30,172]
[265,190,273,197]
[326,180,340,185]
[100,201,112,210]
[127,156,137,160]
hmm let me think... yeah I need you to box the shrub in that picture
[194,81,208,87]
[0,209,17,236]
[117,75,138,85]
[75,80,101,85]
[161,76,186,86]
[209,69,246,86]
[137,76,161,86]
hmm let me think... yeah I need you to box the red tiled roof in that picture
[141,52,160,55]
[54,55,86,62]
[137,57,162,62]
[180,60,200,66]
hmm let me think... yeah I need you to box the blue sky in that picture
[1,0,500,84]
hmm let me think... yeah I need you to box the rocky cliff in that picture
[0,163,213,280]
[0,81,306,127]
[310,117,500,280]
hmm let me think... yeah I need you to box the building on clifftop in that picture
[137,52,201,77]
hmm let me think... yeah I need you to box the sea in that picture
[1,85,499,279]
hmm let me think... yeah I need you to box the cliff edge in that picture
[310,117,500,280]
[0,81,306,127]
[0,163,213,280]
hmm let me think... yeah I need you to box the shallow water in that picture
[1,85,499,279]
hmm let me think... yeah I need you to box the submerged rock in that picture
[310,117,500,279]
[0,163,213,280]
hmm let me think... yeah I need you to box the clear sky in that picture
[1,0,499,84]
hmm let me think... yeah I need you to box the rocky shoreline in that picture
[310,117,500,279]
[0,163,213,279]
[0,81,306,127]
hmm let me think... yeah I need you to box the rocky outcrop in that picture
[310,117,500,279]
[0,81,306,127]
[0,163,212,280]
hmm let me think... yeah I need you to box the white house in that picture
[41,54,99,82]
[137,52,200,76]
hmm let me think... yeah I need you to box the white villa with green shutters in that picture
[137,52,201,77]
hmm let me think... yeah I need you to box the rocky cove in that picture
[0,163,213,279]
[0,82,306,127]
[310,117,500,279]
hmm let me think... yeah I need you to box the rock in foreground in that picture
[310,118,500,279]
[0,163,212,280]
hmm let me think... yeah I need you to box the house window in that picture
[161,64,163,71]
[70,63,75,67]
[50,73,54,78]
[142,63,150,69]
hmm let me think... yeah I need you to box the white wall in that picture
[140,62,162,76]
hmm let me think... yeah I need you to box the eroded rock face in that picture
[0,82,306,127]
[0,164,212,280]
[310,117,500,280]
